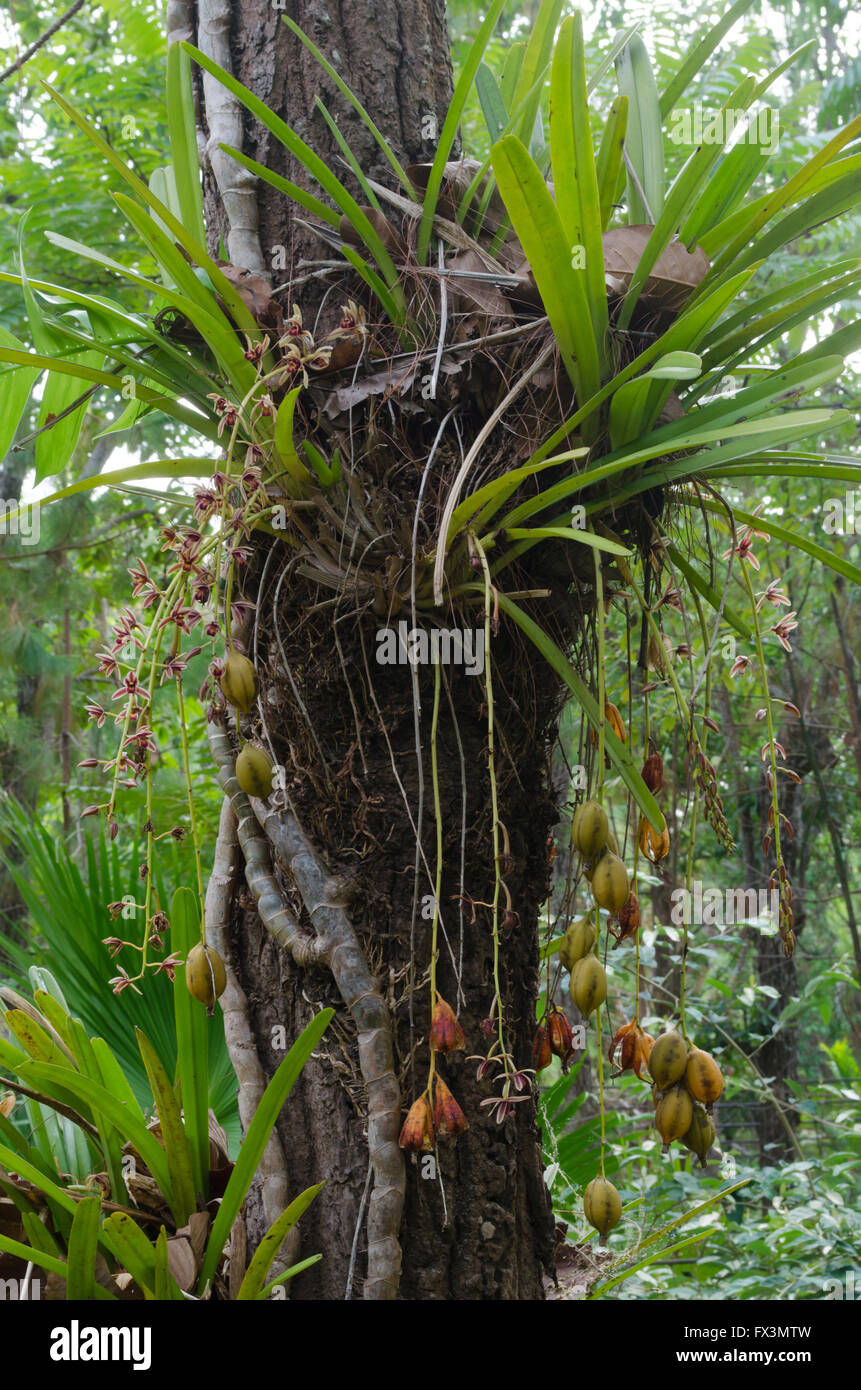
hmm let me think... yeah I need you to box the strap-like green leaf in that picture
[136,1028,196,1226]
[196,1008,333,1296]
[167,41,208,245]
[492,135,600,404]
[280,15,415,198]
[42,80,258,334]
[615,34,664,224]
[236,1184,324,1299]
[170,887,209,1205]
[595,97,628,231]
[66,1195,101,1301]
[551,13,607,366]
[659,0,756,116]
[417,0,507,264]
[509,0,564,146]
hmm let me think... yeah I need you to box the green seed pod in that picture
[681,1102,717,1167]
[186,943,227,1010]
[582,830,620,882]
[569,954,606,1016]
[583,1176,622,1245]
[236,743,275,799]
[572,800,608,859]
[648,1030,689,1089]
[655,1084,693,1151]
[219,651,258,713]
[591,852,629,914]
[685,1046,724,1108]
[559,915,596,971]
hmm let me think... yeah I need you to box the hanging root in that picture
[205,797,300,1275]
[208,717,405,1300]
[208,720,328,966]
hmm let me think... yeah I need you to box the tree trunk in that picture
[188,0,558,1299]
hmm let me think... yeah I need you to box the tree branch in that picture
[0,0,86,85]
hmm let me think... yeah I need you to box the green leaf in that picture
[17,458,218,519]
[501,527,631,555]
[0,1142,80,1219]
[701,112,861,286]
[550,13,607,366]
[617,76,756,331]
[136,1028,196,1226]
[91,1037,148,1127]
[217,145,339,229]
[590,1228,719,1296]
[595,97,628,231]
[112,193,256,392]
[476,62,508,143]
[608,352,701,449]
[0,346,218,443]
[525,268,757,462]
[154,1226,184,1300]
[35,352,104,482]
[66,1016,128,1206]
[166,41,207,244]
[500,42,525,112]
[170,887,209,1205]
[259,1254,323,1297]
[280,15,415,198]
[101,1211,159,1298]
[491,135,600,404]
[664,544,751,639]
[236,1184,324,1299]
[314,97,382,212]
[417,0,507,264]
[181,45,401,297]
[66,1195,101,1301]
[42,81,258,334]
[698,498,861,588]
[21,1210,62,1259]
[0,268,217,392]
[0,1234,68,1282]
[447,454,580,538]
[3,1009,71,1066]
[508,0,564,146]
[659,0,756,116]
[20,1062,174,1203]
[615,34,664,224]
[197,1008,333,1296]
[0,328,40,460]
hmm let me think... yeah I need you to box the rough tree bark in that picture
[186,0,558,1300]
